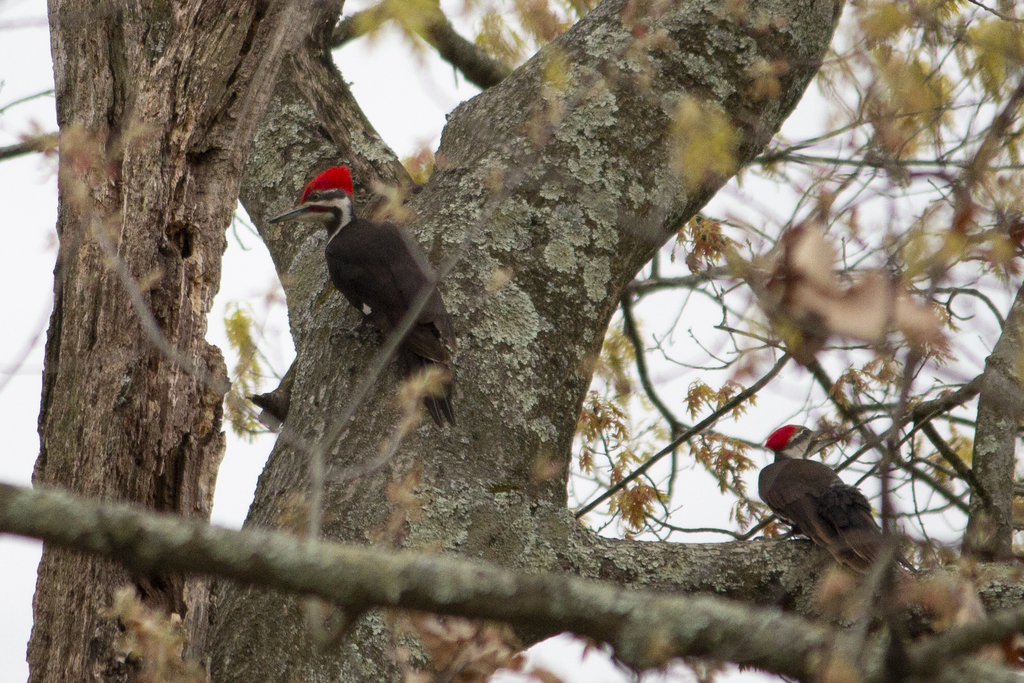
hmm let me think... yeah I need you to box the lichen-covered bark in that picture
[32,0,328,680]
[964,281,1024,560]
[214,0,843,680]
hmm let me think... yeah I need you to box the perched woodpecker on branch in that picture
[269,166,457,426]
[758,425,912,572]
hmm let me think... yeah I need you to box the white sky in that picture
[0,1,1000,682]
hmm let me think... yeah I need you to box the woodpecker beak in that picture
[805,428,841,457]
[267,205,314,223]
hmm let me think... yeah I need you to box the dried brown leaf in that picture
[752,223,945,360]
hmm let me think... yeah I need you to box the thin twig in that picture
[575,354,790,519]
[624,268,728,297]
[620,294,684,435]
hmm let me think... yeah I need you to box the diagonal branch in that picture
[919,421,992,510]
[575,354,790,519]
[0,133,57,162]
[332,5,510,89]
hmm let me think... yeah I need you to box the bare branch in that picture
[908,376,983,424]
[620,294,684,434]
[919,421,992,510]
[624,267,729,297]
[0,132,57,162]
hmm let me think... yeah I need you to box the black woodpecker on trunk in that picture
[268,166,457,426]
[758,425,913,572]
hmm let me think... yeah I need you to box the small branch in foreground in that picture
[0,132,57,162]
[623,268,728,297]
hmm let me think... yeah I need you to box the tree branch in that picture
[332,6,510,89]
[620,293,684,434]
[2,482,1020,683]
[0,482,825,678]
[908,376,983,424]
[919,421,992,510]
[624,268,729,297]
[0,133,57,162]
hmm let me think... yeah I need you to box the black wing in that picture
[325,220,456,362]
[761,459,881,571]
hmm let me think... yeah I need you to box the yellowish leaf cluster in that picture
[107,588,204,683]
[677,215,732,273]
[223,303,264,437]
[669,96,739,194]
[403,146,436,184]
[966,19,1024,97]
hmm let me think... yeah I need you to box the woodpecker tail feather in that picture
[424,379,455,426]
[399,347,454,427]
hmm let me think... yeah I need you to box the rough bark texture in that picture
[31,0,330,680]
[964,281,1024,560]
[213,0,845,680]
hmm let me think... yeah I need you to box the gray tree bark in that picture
[212,0,845,679]
[31,0,330,680]
[964,281,1024,560]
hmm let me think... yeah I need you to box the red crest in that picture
[765,425,801,451]
[301,165,353,203]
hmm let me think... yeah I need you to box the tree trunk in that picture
[964,281,1024,560]
[213,0,843,679]
[30,1,329,680]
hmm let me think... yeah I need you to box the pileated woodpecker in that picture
[758,425,905,572]
[269,166,457,426]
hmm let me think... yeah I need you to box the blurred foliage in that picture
[677,216,733,273]
[670,96,740,193]
[223,303,265,439]
[108,588,205,683]
[403,146,436,184]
